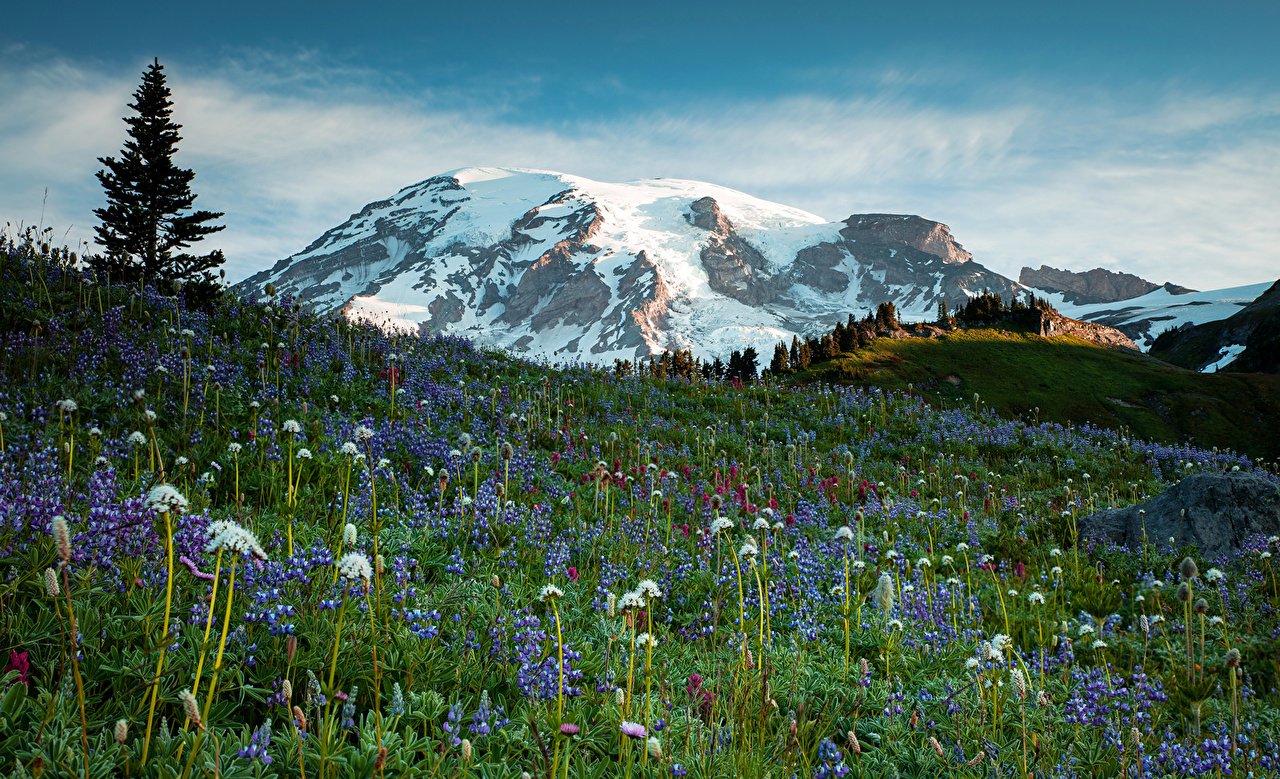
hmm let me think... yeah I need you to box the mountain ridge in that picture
[242,166,1271,363]
[1019,264,1195,305]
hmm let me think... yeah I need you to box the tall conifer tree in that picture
[93,59,224,285]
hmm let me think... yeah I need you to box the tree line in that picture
[618,292,1056,384]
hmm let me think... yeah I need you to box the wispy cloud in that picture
[1,53,1276,289]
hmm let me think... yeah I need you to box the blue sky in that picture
[3,1,1278,287]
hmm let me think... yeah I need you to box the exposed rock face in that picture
[1036,310,1138,350]
[687,197,788,305]
[1081,472,1280,559]
[1018,265,1183,305]
[843,214,973,265]
[240,167,1029,361]
[784,214,1022,312]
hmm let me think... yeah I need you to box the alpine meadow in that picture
[3,4,1280,778]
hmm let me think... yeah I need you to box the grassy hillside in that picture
[2,230,1279,778]
[795,329,1280,459]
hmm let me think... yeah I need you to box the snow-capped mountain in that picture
[241,167,1021,361]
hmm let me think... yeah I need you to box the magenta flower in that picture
[620,721,646,739]
[4,650,30,687]
[568,566,579,582]
[560,723,580,736]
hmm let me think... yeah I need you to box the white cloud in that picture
[1,54,1276,290]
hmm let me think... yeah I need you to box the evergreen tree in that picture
[739,347,760,383]
[770,342,790,374]
[820,333,838,360]
[797,340,813,370]
[875,301,899,330]
[93,59,225,287]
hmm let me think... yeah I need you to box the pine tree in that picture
[770,342,790,374]
[93,59,225,287]
[740,346,759,382]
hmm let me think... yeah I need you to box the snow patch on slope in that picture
[1203,344,1247,373]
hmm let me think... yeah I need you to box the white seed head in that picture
[51,515,71,563]
[181,690,203,729]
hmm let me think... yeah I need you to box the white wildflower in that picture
[205,521,267,559]
[636,579,663,600]
[618,591,645,611]
[710,517,734,536]
[336,552,373,582]
[145,485,188,514]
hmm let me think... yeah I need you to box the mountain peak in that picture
[238,168,1022,360]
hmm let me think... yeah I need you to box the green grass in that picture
[793,328,1280,459]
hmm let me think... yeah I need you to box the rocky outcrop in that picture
[687,197,788,306]
[1019,265,1189,305]
[1080,472,1280,559]
[1036,310,1138,350]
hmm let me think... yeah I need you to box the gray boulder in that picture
[1081,472,1280,560]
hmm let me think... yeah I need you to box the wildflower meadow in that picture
[1,228,1278,778]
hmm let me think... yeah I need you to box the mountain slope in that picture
[1148,279,1280,373]
[241,167,1022,361]
[1036,281,1274,350]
